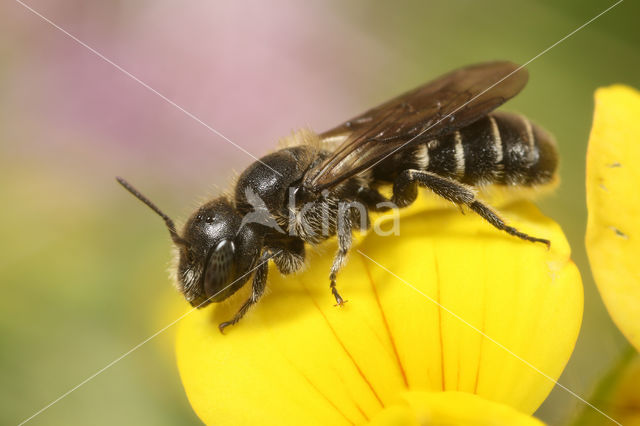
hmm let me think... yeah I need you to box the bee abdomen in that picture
[488,111,557,186]
[426,112,557,187]
[426,116,498,184]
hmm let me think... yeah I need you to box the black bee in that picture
[118,61,557,333]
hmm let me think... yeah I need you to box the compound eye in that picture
[203,240,236,297]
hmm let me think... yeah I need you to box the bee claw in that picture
[218,321,232,334]
[334,299,349,307]
[331,285,348,307]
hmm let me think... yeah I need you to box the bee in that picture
[118,61,557,333]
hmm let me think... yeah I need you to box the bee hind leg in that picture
[392,169,549,247]
[468,200,550,248]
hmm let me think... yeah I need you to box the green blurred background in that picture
[1,0,638,424]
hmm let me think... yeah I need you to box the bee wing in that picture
[303,61,528,191]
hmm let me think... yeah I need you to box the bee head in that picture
[117,178,258,308]
[177,197,251,306]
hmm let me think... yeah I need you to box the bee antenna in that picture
[116,177,189,248]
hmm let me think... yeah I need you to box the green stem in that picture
[569,343,636,426]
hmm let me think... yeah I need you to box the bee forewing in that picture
[304,61,529,192]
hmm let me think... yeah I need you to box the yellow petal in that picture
[176,200,582,425]
[369,391,544,426]
[586,85,640,352]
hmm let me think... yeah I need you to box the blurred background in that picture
[1,0,638,424]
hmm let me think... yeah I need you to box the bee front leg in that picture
[218,251,271,333]
[273,238,306,275]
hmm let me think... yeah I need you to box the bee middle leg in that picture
[391,169,550,247]
[329,202,370,306]
[356,187,393,212]
[329,213,352,306]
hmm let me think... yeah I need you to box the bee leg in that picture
[392,169,475,207]
[273,238,306,274]
[468,200,550,248]
[218,251,271,334]
[330,210,357,307]
[357,187,392,212]
[392,170,550,247]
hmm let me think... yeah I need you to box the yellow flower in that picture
[368,391,544,425]
[586,85,640,352]
[176,198,582,425]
